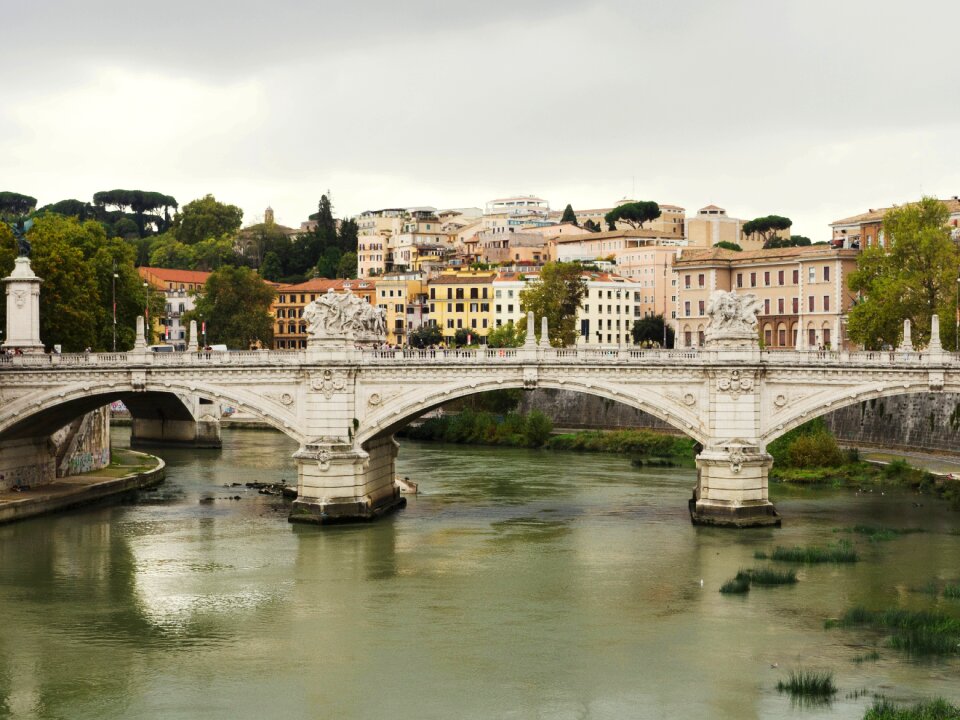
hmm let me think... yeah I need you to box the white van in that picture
[148,344,175,353]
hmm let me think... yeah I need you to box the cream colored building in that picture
[576,273,638,346]
[492,272,538,328]
[685,205,747,248]
[356,208,405,278]
[549,200,685,238]
[830,196,960,249]
[673,245,860,350]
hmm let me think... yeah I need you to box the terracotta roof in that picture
[278,278,375,292]
[138,267,212,285]
[675,245,858,266]
[427,273,497,285]
[831,198,960,226]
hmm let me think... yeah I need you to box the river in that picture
[0,427,958,719]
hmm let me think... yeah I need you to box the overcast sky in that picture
[2,0,958,239]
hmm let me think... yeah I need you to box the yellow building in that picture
[272,278,376,349]
[426,271,497,343]
[374,273,429,346]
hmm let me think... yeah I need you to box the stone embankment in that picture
[0,449,165,525]
[519,389,960,457]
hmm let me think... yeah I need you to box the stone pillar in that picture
[524,311,536,348]
[133,315,148,353]
[690,366,780,528]
[187,319,199,352]
[898,319,913,352]
[2,257,44,353]
[289,436,406,524]
[691,445,778,527]
[539,316,550,348]
[928,314,943,353]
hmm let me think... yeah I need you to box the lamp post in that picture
[112,264,118,352]
[142,281,150,345]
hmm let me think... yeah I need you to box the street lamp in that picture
[112,264,118,352]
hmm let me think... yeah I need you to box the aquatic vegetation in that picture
[745,567,797,585]
[838,525,925,542]
[830,607,960,656]
[769,541,859,563]
[864,697,960,719]
[944,584,960,599]
[719,572,751,594]
[852,650,880,663]
[775,669,836,699]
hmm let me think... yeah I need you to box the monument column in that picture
[3,256,44,353]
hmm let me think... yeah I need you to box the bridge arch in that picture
[761,381,951,447]
[357,377,706,448]
[0,379,306,445]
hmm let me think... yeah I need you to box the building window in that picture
[808,296,815,312]
[764,271,770,286]
[778,298,784,314]
[446,319,454,329]
[778,270,784,285]
[792,269,799,284]
[778,328,786,345]
[684,301,691,317]
[764,298,770,314]
[698,300,705,315]
[808,267,815,283]
[684,274,691,289]
[456,303,464,312]
[792,297,799,313]
[823,295,830,312]
[736,273,743,288]
[824,266,831,281]
[697,273,705,287]
[764,328,772,345]
[470,303,478,312]
[470,288,478,299]
[823,328,831,346]
[809,328,817,346]
[750,272,757,287]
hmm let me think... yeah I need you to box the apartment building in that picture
[576,273,638,346]
[374,272,429,345]
[272,278,375,349]
[673,246,859,350]
[356,208,405,277]
[426,271,497,343]
[138,267,211,348]
[492,272,538,328]
[830,196,960,249]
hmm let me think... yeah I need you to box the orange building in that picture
[272,278,375,349]
[138,267,211,348]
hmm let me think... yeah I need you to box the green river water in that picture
[0,427,958,720]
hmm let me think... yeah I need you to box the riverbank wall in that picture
[0,451,165,525]
[517,389,960,456]
[0,407,112,492]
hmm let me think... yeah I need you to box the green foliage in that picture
[0,191,38,218]
[93,189,177,236]
[604,201,661,230]
[486,321,524,348]
[847,198,959,350]
[768,542,859,563]
[461,390,522,413]
[763,235,811,249]
[746,567,798,585]
[517,262,587,347]
[192,235,241,271]
[185,266,275,349]
[719,574,751,594]
[453,328,478,347]
[401,409,553,448]
[544,429,696,458]
[36,198,93,220]
[408,324,443,348]
[260,251,283,282]
[832,607,960,656]
[864,697,960,719]
[767,418,843,468]
[631,314,674,347]
[336,251,358,279]
[148,234,196,269]
[560,204,578,224]
[0,214,149,351]
[172,194,242,245]
[743,215,793,245]
[583,219,601,233]
[775,669,836,699]
[714,241,742,251]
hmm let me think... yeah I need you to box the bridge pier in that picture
[127,394,222,449]
[690,445,779,528]
[289,436,405,525]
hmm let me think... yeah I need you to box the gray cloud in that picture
[2,0,958,239]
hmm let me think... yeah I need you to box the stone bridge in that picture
[0,313,955,527]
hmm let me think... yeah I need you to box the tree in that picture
[743,215,793,246]
[0,214,151,351]
[631,315,674,347]
[714,241,742,251]
[764,235,810,249]
[149,234,196,269]
[453,328,476,347]
[0,191,37,219]
[408,324,442,348]
[93,190,177,237]
[604,201,661,230]
[172,194,242,245]
[583,219,601,233]
[517,262,587,347]
[847,197,959,350]
[315,246,341,279]
[185,266,275,349]
[486,321,524,348]
[36,198,93,220]
[560,204,578,225]
[260,251,283,282]
[336,251,358,279]
[193,235,241,271]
